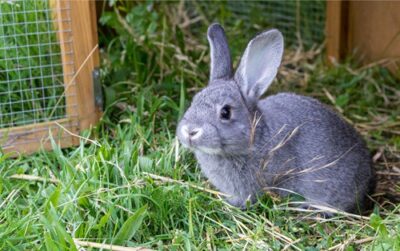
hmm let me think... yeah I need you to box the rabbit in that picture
[176,23,374,214]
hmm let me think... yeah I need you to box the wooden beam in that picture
[69,0,102,131]
[51,0,79,145]
[0,118,79,155]
[52,0,101,131]
[325,0,348,63]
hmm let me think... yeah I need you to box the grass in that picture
[1,1,400,250]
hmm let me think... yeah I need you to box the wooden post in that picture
[53,0,101,133]
[69,0,101,131]
[51,0,79,144]
[325,0,347,63]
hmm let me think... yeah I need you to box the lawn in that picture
[1,1,399,250]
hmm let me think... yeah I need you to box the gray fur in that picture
[207,24,233,81]
[177,24,374,213]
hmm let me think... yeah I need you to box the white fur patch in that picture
[198,146,222,155]
[181,125,189,139]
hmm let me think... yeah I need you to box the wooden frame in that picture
[0,0,101,155]
[326,0,400,74]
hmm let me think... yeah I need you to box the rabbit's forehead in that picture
[193,84,240,105]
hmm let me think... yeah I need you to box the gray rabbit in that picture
[177,23,374,214]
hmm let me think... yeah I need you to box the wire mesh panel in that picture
[193,0,326,49]
[0,0,100,155]
[226,0,326,48]
[0,0,76,129]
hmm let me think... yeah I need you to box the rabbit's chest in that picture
[194,151,261,197]
[195,152,248,178]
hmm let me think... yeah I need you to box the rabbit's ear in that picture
[207,23,233,81]
[235,29,283,99]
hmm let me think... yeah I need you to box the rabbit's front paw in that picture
[227,195,253,209]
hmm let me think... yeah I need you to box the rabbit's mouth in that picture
[197,146,223,155]
[180,140,223,155]
[179,137,223,155]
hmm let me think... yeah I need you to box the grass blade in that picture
[113,205,148,245]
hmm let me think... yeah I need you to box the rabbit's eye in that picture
[220,105,231,120]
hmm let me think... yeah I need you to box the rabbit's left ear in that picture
[207,23,233,82]
[235,29,284,99]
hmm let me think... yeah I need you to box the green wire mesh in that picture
[193,0,326,49]
[0,0,71,129]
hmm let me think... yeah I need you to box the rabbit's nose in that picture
[189,128,202,138]
[181,125,203,140]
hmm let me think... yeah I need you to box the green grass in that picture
[1,1,400,250]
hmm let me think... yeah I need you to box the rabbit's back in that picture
[259,93,373,212]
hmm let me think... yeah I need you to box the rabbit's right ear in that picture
[235,29,284,100]
[207,23,233,82]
